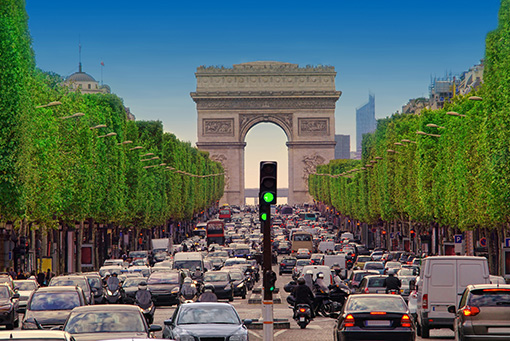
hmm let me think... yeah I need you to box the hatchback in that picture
[358,275,388,294]
[279,257,297,275]
[449,284,510,340]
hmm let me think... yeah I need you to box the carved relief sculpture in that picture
[302,154,326,189]
[210,154,230,188]
[299,118,329,135]
[203,119,234,136]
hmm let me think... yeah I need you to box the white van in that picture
[416,255,490,338]
[172,252,205,272]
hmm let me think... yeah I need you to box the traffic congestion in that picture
[1,205,510,341]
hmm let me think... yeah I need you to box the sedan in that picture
[333,294,415,341]
[449,284,510,341]
[13,279,38,313]
[63,305,162,341]
[202,271,234,301]
[226,268,248,299]
[163,302,250,340]
[147,271,182,306]
[0,284,20,330]
[296,248,311,259]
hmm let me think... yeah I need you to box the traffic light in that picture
[410,230,416,238]
[264,270,277,292]
[259,204,270,222]
[259,161,277,206]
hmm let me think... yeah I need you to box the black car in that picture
[22,286,88,330]
[82,273,105,304]
[163,302,250,340]
[226,268,248,299]
[122,276,148,304]
[202,271,234,301]
[333,294,415,341]
[147,271,182,306]
[0,284,20,330]
[279,257,297,275]
[277,241,291,255]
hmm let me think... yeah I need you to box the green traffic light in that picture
[263,192,274,203]
[261,213,267,221]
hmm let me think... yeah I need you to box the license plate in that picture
[365,320,391,327]
[488,328,510,334]
[376,290,386,293]
[299,317,305,322]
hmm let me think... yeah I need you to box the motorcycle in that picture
[139,302,156,324]
[104,283,123,304]
[294,303,312,329]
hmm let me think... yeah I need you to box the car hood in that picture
[24,309,72,325]
[175,324,245,337]
[70,331,148,341]
[148,284,179,291]
[0,298,13,306]
[204,281,229,287]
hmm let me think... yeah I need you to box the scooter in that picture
[294,303,312,329]
[139,302,156,325]
[104,283,123,304]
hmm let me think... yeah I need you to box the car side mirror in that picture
[12,293,20,299]
[243,319,252,325]
[447,305,456,314]
[149,324,162,332]
[164,318,173,326]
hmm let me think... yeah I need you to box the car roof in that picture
[466,283,510,290]
[35,286,83,292]
[70,304,141,312]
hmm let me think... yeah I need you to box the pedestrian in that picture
[37,271,45,286]
[45,268,52,284]
[8,267,16,279]
[17,270,26,279]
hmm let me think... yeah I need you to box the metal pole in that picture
[262,204,273,341]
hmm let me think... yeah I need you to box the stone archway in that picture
[192,61,341,205]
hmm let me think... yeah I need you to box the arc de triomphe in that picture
[191,61,341,205]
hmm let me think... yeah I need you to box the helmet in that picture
[184,277,192,283]
[317,272,324,279]
[305,270,313,275]
[104,272,111,277]
[204,284,215,292]
[332,263,340,269]
[388,269,396,275]
[297,278,306,285]
[138,281,147,290]
[196,266,201,271]
[112,272,118,277]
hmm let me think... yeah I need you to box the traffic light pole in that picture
[261,204,273,341]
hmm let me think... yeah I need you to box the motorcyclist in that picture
[103,272,111,286]
[106,272,120,291]
[193,266,203,281]
[135,281,153,309]
[180,277,197,300]
[383,269,401,293]
[331,263,343,286]
[292,277,315,318]
[198,284,218,302]
[315,272,329,293]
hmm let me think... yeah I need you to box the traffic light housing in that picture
[264,270,277,292]
[410,230,416,238]
[259,161,277,206]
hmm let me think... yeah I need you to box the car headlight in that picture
[171,287,180,294]
[229,333,248,341]
[0,304,12,312]
[176,333,195,341]
[22,320,39,330]
[237,282,244,288]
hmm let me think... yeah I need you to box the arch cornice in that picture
[239,113,292,142]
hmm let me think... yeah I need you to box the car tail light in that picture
[365,287,370,294]
[401,314,411,327]
[422,294,428,309]
[370,312,386,315]
[299,308,306,313]
[344,314,355,327]
[461,306,480,316]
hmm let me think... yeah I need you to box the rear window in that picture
[293,234,312,241]
[368,277,386,287]
[29,292,81,311]
[365,263,384,270]
[283,258,297,265]
[468,289,510,306]
[346,296,407,312]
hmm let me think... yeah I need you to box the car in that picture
[223,257,248,267]
[13,279,38,313]
[22,286,88,330]
[147,271,182,306]
[99,265,123,279]
[333,294,415,341]
[384,261,402,274]
[370,250,385,261]
[122,277,148,304]
[202,271,234,301]
[398,276,417,303]
[0,284,20,329]
[296,248,311,259]
[103,259,125,267]
[301,265,334,285]
[347,270,380,291]
[277,241,291,254]
[151,260,173,272]
[448,284,510,341]
[0,330,75,340]
[310,253,325,265]
[226,268,248,299]
[358,275,388,294]
[62,304,161,341]
[162,302,250,340]
[0,275,15,290]
[279,257,297,275]
[354,255,372,269]
[49,275,94,305]
[81,273,105,304]
[292,259,312,280]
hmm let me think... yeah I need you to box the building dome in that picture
[67,71,96,82]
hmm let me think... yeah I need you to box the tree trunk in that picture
[76,220,84,272]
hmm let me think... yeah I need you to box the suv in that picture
[22,286,87,329]
[48,275,94,305]
[449,284,510,340]
[279,257,297,275]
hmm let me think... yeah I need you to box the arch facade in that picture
[192,61,341,205]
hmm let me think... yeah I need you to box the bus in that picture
[206,220,225,245]
[191,223,207,238]
[290,231,314,254]
[298,212,318,222]
[219,207,232,222]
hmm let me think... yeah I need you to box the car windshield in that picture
[0,286,10,298]
[468,289,510,306]
[346,296,407,313]
[123,278,145,288]
[209,251,229,258]
[357,256,371,262]
[229,271,244,280]
[49,278,88,291]
[283,258,296,265]
[148,273,180,284]
[177,305,240,324]
[365,263,384,269]
[14,281,37,290]
[173,260,202,271]
[204,273,229,282]
[29,292,81,311]
[87,277,102,289]
[129,251,148,258]
[64,311,145,333]
[354,272,374,281]
[224,259,247,266]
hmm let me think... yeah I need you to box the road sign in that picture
[479,237,487,248]
[506,238,510,248]
[454,234,463,243]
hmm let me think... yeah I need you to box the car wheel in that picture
[14,316,19,328]
[6,323,14,330]
[279,271,282,276]
[229,294,234,302]
[242,289,247,299]
[421,323,430,339]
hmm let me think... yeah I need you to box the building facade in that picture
[355,93,376,159]
[334,134,350,159]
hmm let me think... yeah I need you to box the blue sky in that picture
[26,1,501,190]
